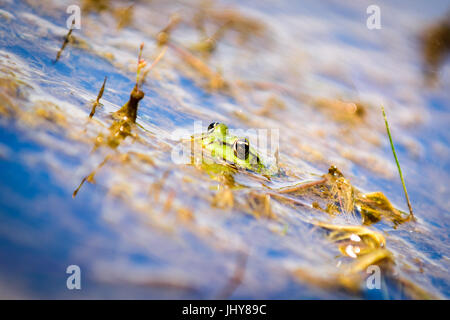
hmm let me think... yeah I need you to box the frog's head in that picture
[202,122,274,175]
[207,121,227,137]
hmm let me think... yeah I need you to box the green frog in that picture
[198,122,278,176]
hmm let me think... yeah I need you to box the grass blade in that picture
[381,105,414,219]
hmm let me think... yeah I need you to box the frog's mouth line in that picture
[216,156,268,179]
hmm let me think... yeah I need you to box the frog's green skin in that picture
[200,123,277,176]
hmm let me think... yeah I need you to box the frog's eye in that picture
[207,122,219,133]
[233,138,249,160]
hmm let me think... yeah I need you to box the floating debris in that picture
[421,12,450,84]
[140,46,167,86]
[246,191,276,219]
[168,40,225,90]
[89,76,107,119]
[53,21,75,64]
[190,21,230,57]
[195,7,266,45]
[274,178,327,194]
[357,192,410,226]
[113,4,134,30]
[256,96,286,117]
[212,186,234,210]
[149,171,170,202]
[313,98,366,124]
[73,154,111,198]
[113,84,145,124]
[215,250,248,299]
[113,42,165,124]
[318,221,385,245]
[157,14,181,47]
[82,0,110,14]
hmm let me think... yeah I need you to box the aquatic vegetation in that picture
[73,155,111,198]
[194,6,267,45]
[189,23,226,57]
[168,41,226,90]
[357,192,409,226]
[140,46,167,87]
[113,85,144,125]
[157,14,181,47]
[113,4,134,30]
[211,186,234,210]
[381,106,414,219]
[89,76,107,119]
[110,43,164,133]
[315,222,386,254]
[245,191,276,219]
[54,21,75,63]
[215,251,249,299]
[256,96,287,118]
[0,77,22,117]
[82,0,110,14]
[313,98,366,124]
[421,12,450,84]
[77,43,165,195]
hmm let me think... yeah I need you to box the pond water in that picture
[0,0,449,299]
